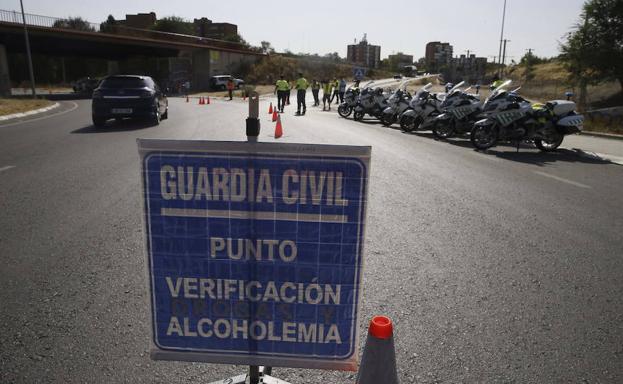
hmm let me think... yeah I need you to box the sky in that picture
[5,0,586,62]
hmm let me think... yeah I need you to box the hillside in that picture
[243,55,394,85]
[505,60,622,109]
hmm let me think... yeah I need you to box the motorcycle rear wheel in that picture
[535,132,563,152]
[353,110,365,121]
[338,104,352,118]
[470,124,497,150]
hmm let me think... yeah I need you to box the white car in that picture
[209,75,245,90]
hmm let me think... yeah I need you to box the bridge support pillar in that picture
[107,60,120,75]
[0,44,10,97]
[191,50,211,91]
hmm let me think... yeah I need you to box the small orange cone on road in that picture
[272,110,278,122]
[356,316,399,384]
[274,114,283,139]
[198,97,203,105]
[268,102,273,114]
[207,96,211,105]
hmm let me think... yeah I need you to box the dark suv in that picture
[91,75,168,127]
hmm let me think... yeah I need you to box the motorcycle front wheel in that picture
[400,115,415,132]
[353,110,365,121]
[470,124,498,150]
[535,132,564,152]
[433,119,456,139]
[338,104,352,118]
[381,114,396,127]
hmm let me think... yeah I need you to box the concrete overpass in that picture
[0,10,264,95]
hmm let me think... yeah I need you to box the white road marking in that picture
[533,171,591,189]
[0,102,78,128]
[0,165,16,173]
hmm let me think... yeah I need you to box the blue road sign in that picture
[138,140,371,370]
[353,67,366,81]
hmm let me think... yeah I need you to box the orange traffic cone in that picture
[268,102,273,114]
[272,110,278,122]
[207,96,211,105]
[356,316,398,384]
[274,114,283,139]
[198,97,203,105]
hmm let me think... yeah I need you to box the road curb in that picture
[580,131,623,141]
[0,102,60,122]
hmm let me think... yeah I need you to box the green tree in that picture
[52,17,96,32]
[260,41,275,54]
[560,0,623,91]
[520,51,543,82]
[99,15,116,33]
[152,16,194,35]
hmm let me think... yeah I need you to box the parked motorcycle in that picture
[338,81,372,118]
[431,82,484,139]
[470,90,584,151]
[353,87,390,121]
[399,83,444,132]
[381,88,412,126]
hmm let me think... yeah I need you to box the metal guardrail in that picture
[0,9,256,53]
[0,9,100,30]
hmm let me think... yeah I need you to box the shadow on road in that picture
[481,148,614,166]
[72,120,156,134]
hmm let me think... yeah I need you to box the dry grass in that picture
[0,98,53,116]
[584,116,623,135]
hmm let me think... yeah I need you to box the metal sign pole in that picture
[246,91,260,142]
[206,92,289,384]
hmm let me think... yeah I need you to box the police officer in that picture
[330,77,340,105]
[338,78,347,103]
[274,75,290,113]
[311,79,321,106]
[294,72,309,115]
[322,80,333,111]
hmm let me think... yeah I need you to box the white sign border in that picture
[138,139,371,372]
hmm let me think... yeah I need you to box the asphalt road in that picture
[1,95,622,383]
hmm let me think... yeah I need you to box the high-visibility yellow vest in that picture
[275,79,290,91]
[295,78,309,90]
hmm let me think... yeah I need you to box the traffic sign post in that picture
[353,67,366,81]
[137,98,371,381]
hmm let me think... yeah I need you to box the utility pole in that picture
[501,39,510,77]
[578,14,589,111]
[20,0,36,98]
[497,0,508,77]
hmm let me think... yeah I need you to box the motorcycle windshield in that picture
[448,81,465,94]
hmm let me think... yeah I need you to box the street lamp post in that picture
[20,0,36,98]
[497,0,508,78]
